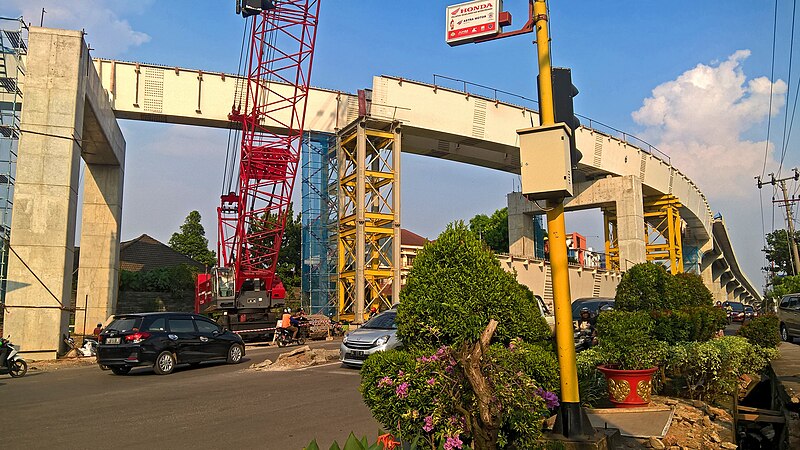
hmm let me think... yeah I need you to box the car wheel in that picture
[9,360,27,378]
[781,324,791,342]
[111,366,131,376]
[227,343,244,364]
[154,351,176,375]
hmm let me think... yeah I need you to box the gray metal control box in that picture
[517,123,573,200]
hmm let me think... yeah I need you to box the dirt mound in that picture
[249,345,339,371]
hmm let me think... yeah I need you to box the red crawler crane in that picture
[195,0,320,339]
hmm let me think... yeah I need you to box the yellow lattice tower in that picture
[335,118,401,323]
[643,195,684,274]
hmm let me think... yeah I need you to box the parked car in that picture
[778,294,800,342]
[340,310,401,367]
[723,301,747,323]
[744,305,755,321]
[571,297,615,321]
[97,312,245,375]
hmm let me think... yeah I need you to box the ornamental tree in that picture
[360,223,558,450]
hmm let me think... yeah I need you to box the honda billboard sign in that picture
[446,0,501,46]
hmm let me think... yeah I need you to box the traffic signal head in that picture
[548,67,582,169]
[237,0,276,17]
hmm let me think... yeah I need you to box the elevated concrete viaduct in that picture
[3,28,758,357]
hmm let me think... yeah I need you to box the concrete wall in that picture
[496,254,621,312]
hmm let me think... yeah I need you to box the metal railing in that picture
[431,73,671,165]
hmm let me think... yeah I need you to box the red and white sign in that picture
[446,0,501,46]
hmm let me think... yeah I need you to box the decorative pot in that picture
[597,365,657,407]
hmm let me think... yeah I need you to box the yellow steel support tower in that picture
[336,118,401,323]
[603,209,620,271]
[602,195,683,274]
[644,195,684,274]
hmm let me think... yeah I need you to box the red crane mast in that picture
[196,1,320,335]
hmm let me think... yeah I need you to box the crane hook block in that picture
[237,0,276,18]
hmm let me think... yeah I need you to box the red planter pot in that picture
[597,365,657,408]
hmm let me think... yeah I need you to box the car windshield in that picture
[727,302,744,312]
[362,312,397,330]
[106,317,142,332]
[571,299,614,318]
[745,306,754,312]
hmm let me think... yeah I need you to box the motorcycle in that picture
[329,317,344,337]
[275,321,309,347]
[573,322,596,353]
[0,336,28,378]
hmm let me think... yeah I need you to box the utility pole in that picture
[757,169,800,275]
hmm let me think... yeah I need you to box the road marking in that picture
[296,361,341,371]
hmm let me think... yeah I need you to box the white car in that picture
[340,310,402,367]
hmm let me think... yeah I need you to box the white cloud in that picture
[632,50,787,199]
[7,0,151,57]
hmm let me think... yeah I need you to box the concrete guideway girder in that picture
[335,118,400,323]
[4,28,124,359]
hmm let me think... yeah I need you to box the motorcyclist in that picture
[287,311,301,339]
[575,307,597,346]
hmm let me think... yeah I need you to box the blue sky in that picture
[6,1,798,290]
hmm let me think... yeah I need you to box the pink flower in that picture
[378,376,394,388]
[423,415,434,432]
[396,382,410,398]
[426,377,436,386]
[443,435,463,450]
[398,370,405,377]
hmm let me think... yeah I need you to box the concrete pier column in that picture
[3,29,86,359]
[74,164,123,334]
[507,192,542,257]
[565,175,646,271]
[3,28,125,359]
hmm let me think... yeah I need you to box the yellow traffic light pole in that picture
[534,0,593,438]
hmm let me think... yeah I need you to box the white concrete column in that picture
[74,164,123,334]
[507,193,538,257]
[3,29,86,359]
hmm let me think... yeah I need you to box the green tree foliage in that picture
[119,264,198,293]
[650,306,727,344]
[277,203,301,287]
[396,222,550,349]
[169,211,216,267]
[468,207,509,254]
[614,262,673,311]
[670,272,713,308]
[763,229,800,276]
[765,274,800,304]
[737,315,781,349]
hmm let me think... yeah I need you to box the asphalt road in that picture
[1,340,381,450]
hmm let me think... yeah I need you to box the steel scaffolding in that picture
[301,132,336,316]
[335,118,400,323]
[0,18,26,305]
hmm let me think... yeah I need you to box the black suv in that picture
[97,312,245,375]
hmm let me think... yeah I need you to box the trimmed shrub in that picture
[651,306,727,344]
[670,272,714,308]
[595,310,669,370]
[396,223,550,350]
[738,315,781,349]
[614,263,673,311]
[667,336,778,401]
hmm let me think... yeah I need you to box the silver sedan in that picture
[340,310,402,367]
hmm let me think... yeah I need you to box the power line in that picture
[779,0,799,176]
[763,0,780,178]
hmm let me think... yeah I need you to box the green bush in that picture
[737,315,781,349]
[667,336,778,401]
[362,223,559,449]
[614,263,673,311]
[651,306,727,344]
[396,223,550,350]
[595,310,669,370]
[576,348,607,407]
[670,272,714,308]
